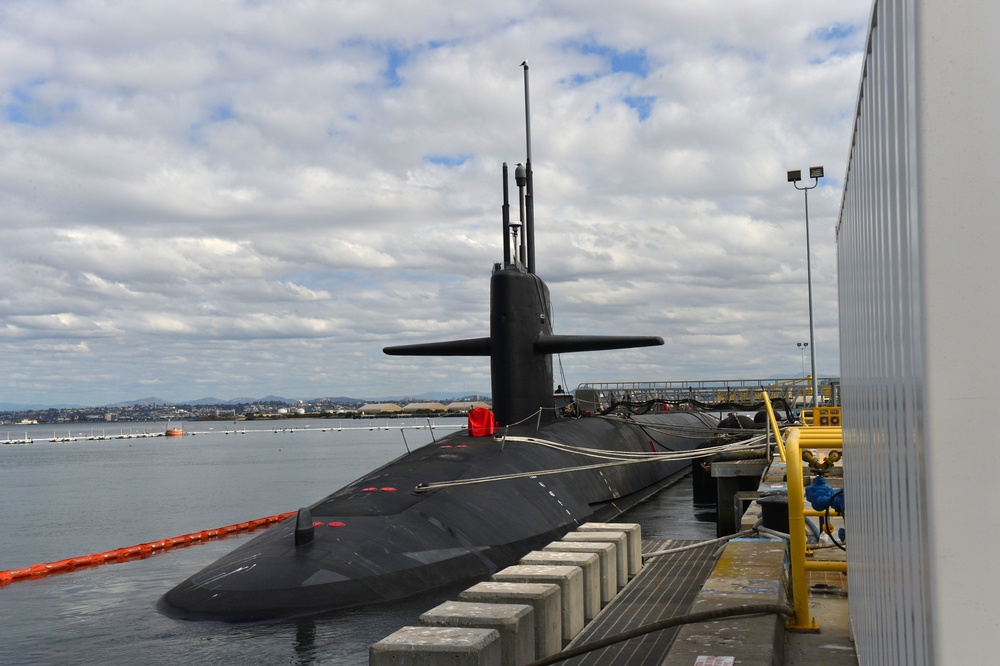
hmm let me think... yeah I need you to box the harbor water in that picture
[0,418,715,665]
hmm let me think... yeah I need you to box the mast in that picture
[502,163,511,266]
[522,61,536,275]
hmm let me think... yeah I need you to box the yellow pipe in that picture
[803,509,842,517]
[804,560,848,573]
[799,433,843,440]
[761,392,787,462]
[784,428,820,631]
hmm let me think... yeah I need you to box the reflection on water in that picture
[1,419,716,665]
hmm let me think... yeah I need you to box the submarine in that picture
[159,66,722,622]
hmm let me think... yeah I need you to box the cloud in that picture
[0,0,868,405]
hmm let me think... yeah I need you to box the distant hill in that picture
[106,397,172,407]
[1,390,491,412]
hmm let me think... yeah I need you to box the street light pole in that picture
[787,167,824,408]
[797,342,808,375]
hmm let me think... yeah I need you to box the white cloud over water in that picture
[0,0,870,405]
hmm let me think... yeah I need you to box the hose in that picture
[826,490,847,551]
[643,528,759,560]
[525,603,793,666]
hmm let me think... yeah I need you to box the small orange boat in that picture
[165,427,184,437]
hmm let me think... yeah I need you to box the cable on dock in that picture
[0,511,295,586]
[524,603,793,666]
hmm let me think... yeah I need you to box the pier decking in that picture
[561,539,720,665]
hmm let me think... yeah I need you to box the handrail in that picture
[783,427,818,631]
[761,391,787,462]
[783,426,849,631]
[575,376,840,411]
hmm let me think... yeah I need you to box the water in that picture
[0,419,714,665]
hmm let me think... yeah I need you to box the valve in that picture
[804,475,845,514]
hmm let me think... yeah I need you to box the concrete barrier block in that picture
[491,564,585,641]
[518,551,600,621]
[542,541,617,604]
[459,582,562,659]
[370,625,501,666]
[560,531,628,587]
[577,522,643,576]
[419,601,534,666]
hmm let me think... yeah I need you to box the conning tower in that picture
[385,63,663,427]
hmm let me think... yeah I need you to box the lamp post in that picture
[787,166,823,408]
[797,342,809,375]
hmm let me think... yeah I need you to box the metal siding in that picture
[838,1,931,664]
[839,0,1000,663]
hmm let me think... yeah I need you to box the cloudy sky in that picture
[0,0,871,407]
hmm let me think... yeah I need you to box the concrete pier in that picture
[458,582,562,659]
[559,531,629,587]
[660,539,788,666]
[576,522,643,575]
[541,540,617,604]
[491,564,585,641]
[370,477,854,666]
[370,626,501,665]
[419,601,533,666]
[518,550,601,620]
[560,538,721,665]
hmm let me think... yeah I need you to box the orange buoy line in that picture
[0,511,296,586]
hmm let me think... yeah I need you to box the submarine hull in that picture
[159,410,716,621]
[161,81,719,621]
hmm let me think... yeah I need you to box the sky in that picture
[0,0,872,407]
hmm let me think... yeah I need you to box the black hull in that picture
[159,410,716,621]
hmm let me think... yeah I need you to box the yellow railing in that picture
[756,393,848,629]
[784,426,848,632]
[761,392,787,462]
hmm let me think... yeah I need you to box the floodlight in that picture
[809,166,824,178]
[787,170,802,182]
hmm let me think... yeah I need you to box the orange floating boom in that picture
[0,511,295,586]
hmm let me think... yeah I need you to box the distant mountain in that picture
[107,397,172,407]
[1,390,491,413]
[183,397,231,406]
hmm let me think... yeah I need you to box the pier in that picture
[369,414,854,666]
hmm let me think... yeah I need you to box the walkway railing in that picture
[759,394,847,631]
[576,377,840,412]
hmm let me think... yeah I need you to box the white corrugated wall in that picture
[838,1,1000,663]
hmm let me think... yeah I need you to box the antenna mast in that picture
[521,61,536,274]
[501,162,511,265]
